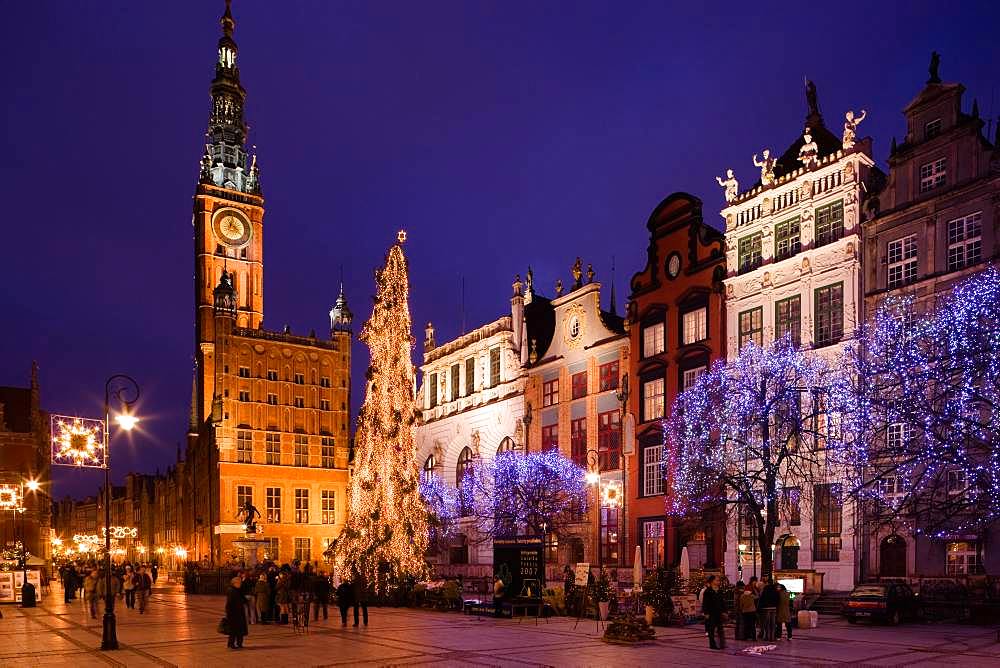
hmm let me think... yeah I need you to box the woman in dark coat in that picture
[225,576,249,649]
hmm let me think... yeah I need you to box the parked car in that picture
[843,583,919,625]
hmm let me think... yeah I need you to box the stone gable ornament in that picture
[842,109,867,150]
[555,278,564,296]
[512,274,523,297]
[798,128,819,167]
[716,169,739,203]
[753,149,777,186]
[524,266,534,304]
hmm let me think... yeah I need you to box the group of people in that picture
[221,560,370,650]
[734,575,794,642]
[58,561,158,618]
[700,574,795,651]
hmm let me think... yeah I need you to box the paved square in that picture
[2,584,999,666]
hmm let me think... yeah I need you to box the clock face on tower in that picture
[212,208,252,248]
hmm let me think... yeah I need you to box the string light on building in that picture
[0,485,20,510]
[101,526,138,540]
[602,481,623,508]
[50,415,106,468]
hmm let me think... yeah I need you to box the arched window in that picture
[456,447,473,488]
[422,454,436,482]
[497,437,515,455]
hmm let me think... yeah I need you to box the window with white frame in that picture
[643,445,664,496]
[887,234,918,288]
[945,541,980,575]
[919,158,946,193]
[294,537,311,562]
[321,490,335,524]
[294,488,309,523]
[263,537,279,561]
[643,520,665,567]
[237,485,252,511]
[682,307,707,345]
[236,430,252,463]
[682,366,706,391]
[947,212,982,271]
[642,377,665,422]
[924,118,941,139]
[266,487,281,523]
[877,475,905,502]
[947,470,967,497]
[642,322,665,358]
[887,421,913,451]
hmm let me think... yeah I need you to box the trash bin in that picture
[21,582,37,608]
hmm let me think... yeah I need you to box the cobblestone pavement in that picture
[3,583,1000,667]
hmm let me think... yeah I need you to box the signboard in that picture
[573,562,590,586]
[493,535,544,604]
[777,577,804,594]
[0,571,41,603]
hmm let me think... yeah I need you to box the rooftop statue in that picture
[715,169,739,203]
[842,109,867,150]
[753,149,776,186]
[798,128,819,167]
[928,51,941,84]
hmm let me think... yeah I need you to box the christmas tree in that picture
[334,231,428,592]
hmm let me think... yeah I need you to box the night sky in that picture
[2,1,997,498]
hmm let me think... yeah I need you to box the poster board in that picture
[573,562,590,586]
[0,570,41,603]
[493,535,544,609]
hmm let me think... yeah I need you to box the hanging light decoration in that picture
[50,415,106,468]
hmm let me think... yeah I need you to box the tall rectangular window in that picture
[947,212,982,271]
[775,296,801,346]
[428,373,438,408]
[236,430,252,463]
[815,200,845,247]
[320,399,331,411]
[919,158,946,193]
[642,322,665,358]
[682,307,707,345]
[294,435,309,467]
[598,410,620,471]
[449,363,460,401]
[294,396,305,408]
[320,376,331,388]
[814,483,843,561]
[321,490,336,524]
[541,424,558,452]
[598,361,619,392]
[814,283,844,347]
[642,520,665,567]
[265,432,281,465]
[782,487,801,526]
[542,379,559,407]
[237,485,253,513]
[238,390,250,402]
[600,507,619,565]
[263,537,279,561]
[641,377,664,422]
[887,234,918,288]
[489,347,501,387]
[774,217,801,261]
[571,371,588,399]
[570,417,587,467]
[238,366,250,378]
[738,233,763,274]
[924,118,941,139]
[266,487,281,523]
[294,372,305,385]
[945,541,980,575]
[643,445,664,497]
[266,369,278,381]
[464,357,475,396]
[321,437,335,468]
[294,537,311,562]
[266,393,278,405]
[294,488,309,523]
[738,307,763,350]
[682,366,706,391]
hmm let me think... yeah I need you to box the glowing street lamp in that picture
[25,480,40,493]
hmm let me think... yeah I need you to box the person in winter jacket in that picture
[254,575,271,624]
[757,576,779,641]
[335,579,354,626]
[122,565,136,609]
[700,575,725,650]
[351,570,369,627]
[312,571,331,621]
[225,576,248,649]
[776,584,793,640]
[133,566,153,614]
[84,570,101,619]
[275,572,291,624]
[738,585,758,640]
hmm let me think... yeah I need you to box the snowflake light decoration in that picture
[51,415,106,468]
[0,485,20,510]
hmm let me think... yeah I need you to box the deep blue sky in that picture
[2,1,997,498]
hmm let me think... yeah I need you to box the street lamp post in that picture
[100,374,140,651]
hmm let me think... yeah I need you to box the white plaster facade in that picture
[414,309,526,565]
[720,133,876,592]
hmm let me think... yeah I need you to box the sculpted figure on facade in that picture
[471,429,481,458]
[199,145,213,182]
[716,169,739,203]
[555,278,564,296]
[571,257,583,289]
[753,149,777,186]
[798,128,819,167]
[841,109,867,150]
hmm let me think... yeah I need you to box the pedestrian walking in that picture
[275,571,291,624]
[254,575,271,624]
[134,565,153,614]
[738,583,757,640]
[84,570,100,619]
[312,570,330,621]
[335,579,353,627]
[757,576,779,641]
[225,576,248,649]
[350,569,368,627]
[700,575,725,650]
[151,564,158,584]
[123,565,136,609]
[241,571,256,624]
[776,584,793,640]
